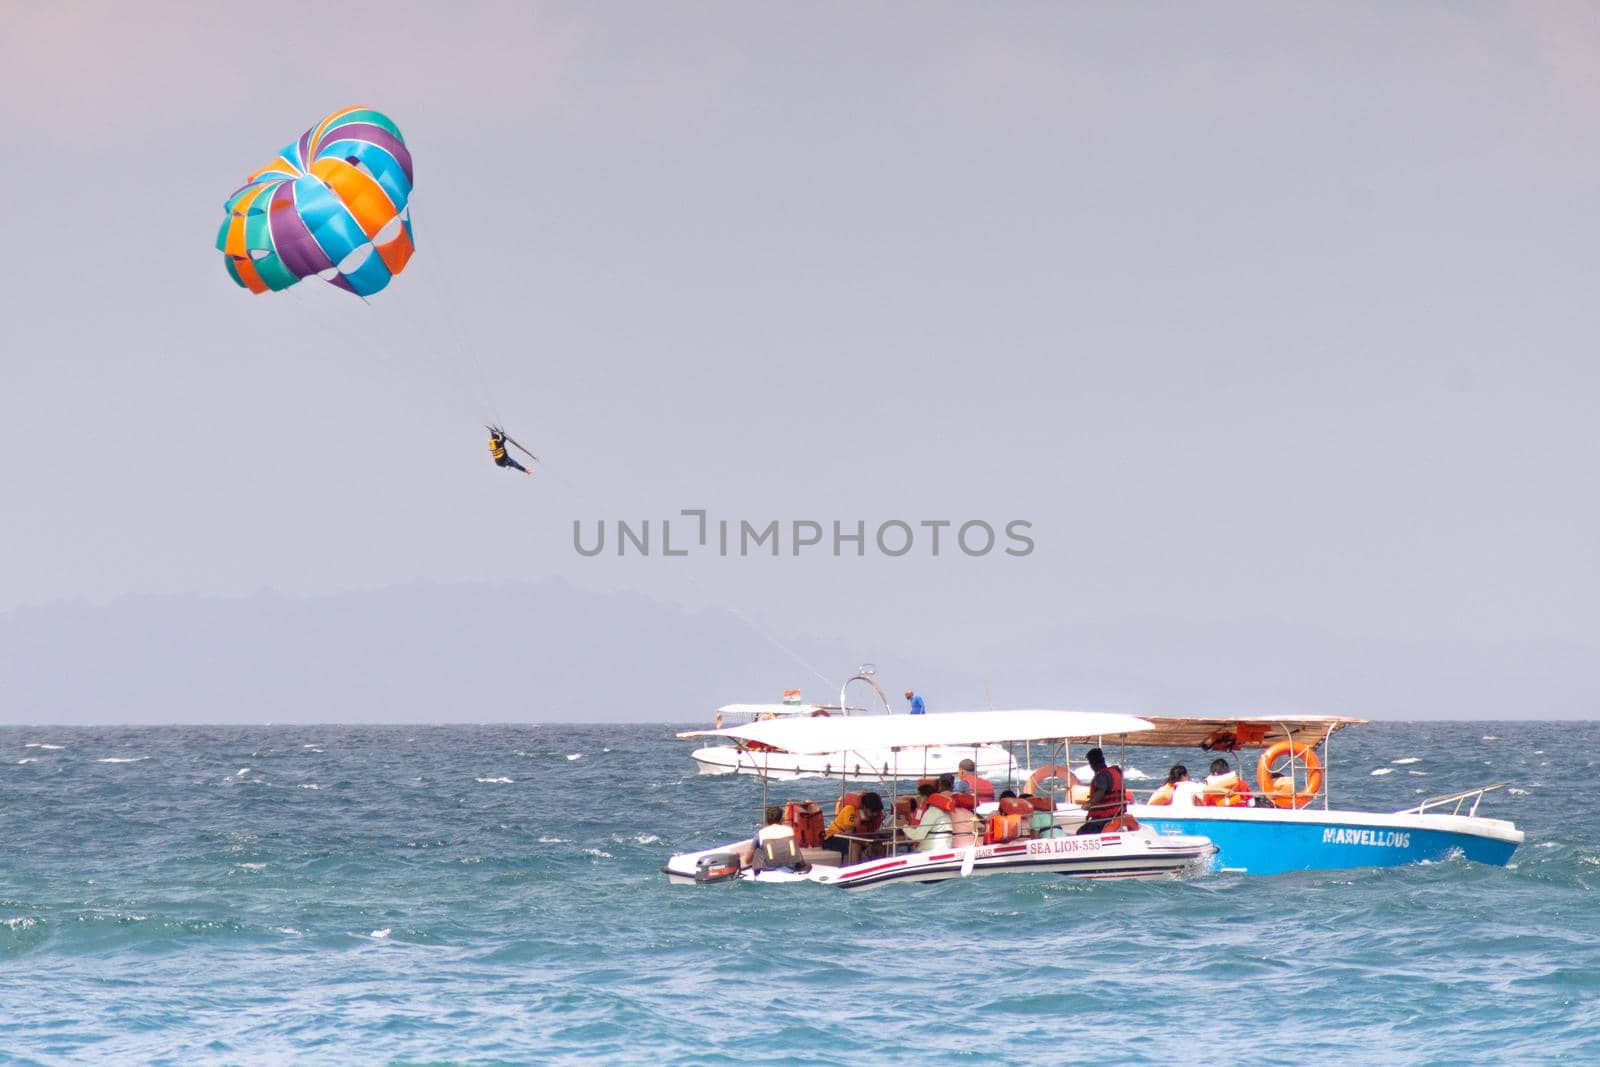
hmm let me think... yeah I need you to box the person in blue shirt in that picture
[904,690,926,715]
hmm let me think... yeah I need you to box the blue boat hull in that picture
[1135,810,1519,875]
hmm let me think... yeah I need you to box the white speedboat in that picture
[684,671,1018,782]
[665,709,1216,891]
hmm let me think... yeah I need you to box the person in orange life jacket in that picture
[1075,747,1127,835]
[934,773,980,847]
[820,791,885,860]
[736,805,809,872]
[1149,766,1180,805]
[899,782,936,826]
[1255,768,1289,808]
[955,758,995,802]
[488,429,531,475]
[1150,764,1207,807]
[1204,757,1252,805]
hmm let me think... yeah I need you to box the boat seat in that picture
[801,847,841,868]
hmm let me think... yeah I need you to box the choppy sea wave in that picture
[1,721,1597,1063]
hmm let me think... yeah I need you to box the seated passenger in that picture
[901,784,954,852]
[1149,765,1180,805]
[820,791,886,861]
[903,782,936,825]
[736,805,810,873]
[1258,770,1292,808]
[1170,765,1206,807]
[1150,764,1205,807]
[819,793,861,860]
[1022,792,1059,836]
[945,787,979,848]
[985,797,1037,843]
[956,758,996,802]
[1203,757,1252,806]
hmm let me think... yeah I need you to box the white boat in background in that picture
[683,669,1018,782]
[665,709,1216,890]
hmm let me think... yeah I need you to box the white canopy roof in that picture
[679,709,1153,754]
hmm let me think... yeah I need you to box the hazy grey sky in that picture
[2,2,1597,719]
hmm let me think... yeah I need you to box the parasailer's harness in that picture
[487,425,539,465]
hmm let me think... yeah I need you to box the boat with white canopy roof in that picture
[664,709,1216,890]
[683,668,1018,782]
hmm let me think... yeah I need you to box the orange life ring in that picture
[1256,741,1323,809]
[1025,764,1076,794]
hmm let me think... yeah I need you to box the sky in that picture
[1,2,1597,720]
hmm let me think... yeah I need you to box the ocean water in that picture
[1,721,1597,1064]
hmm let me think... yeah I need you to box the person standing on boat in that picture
[904,690,926,715]
[1076,747,1127,835]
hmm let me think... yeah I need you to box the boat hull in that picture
[1132,804,1522,875]
[665,830,1216,891]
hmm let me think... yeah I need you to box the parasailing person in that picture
[488,425,537,476]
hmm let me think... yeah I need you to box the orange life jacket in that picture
[783,801,825,847]
[1203,771,1252,807]
[957,771,996,802]
[1086,766,1127,821]
[924,792,975,813]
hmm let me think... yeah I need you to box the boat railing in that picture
[839,667,893,718]
[1128,788,1331,809]
[1393,782,1509,818]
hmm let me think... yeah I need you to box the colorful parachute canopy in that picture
[216,106,414,298]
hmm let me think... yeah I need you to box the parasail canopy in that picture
[216,106,415,298]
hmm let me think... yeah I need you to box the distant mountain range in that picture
[4,581,1594,722]
[0,582,923,724]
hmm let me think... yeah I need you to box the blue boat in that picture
[1090,716,1523,875]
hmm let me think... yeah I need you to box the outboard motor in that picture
[694,852,742,884]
